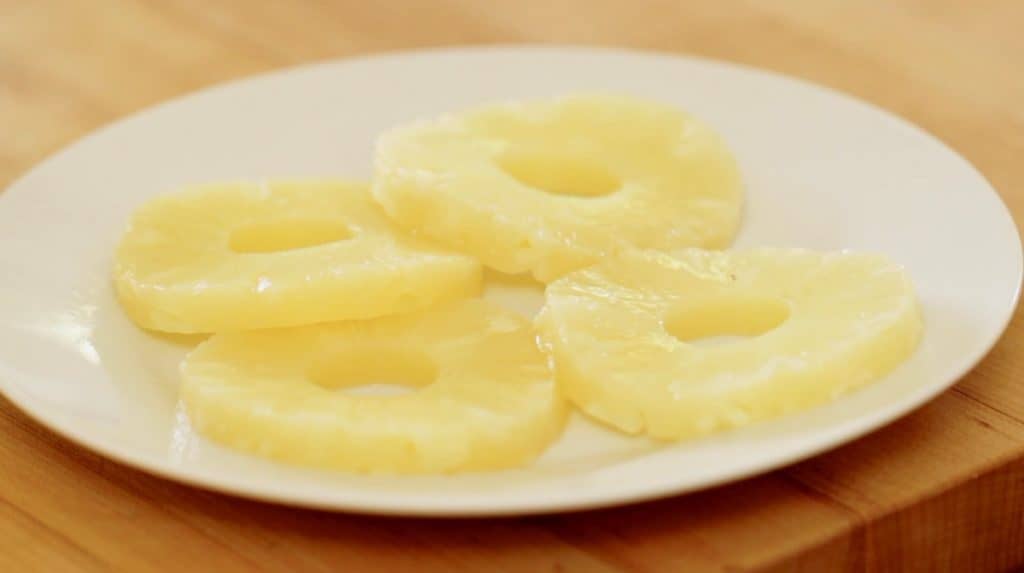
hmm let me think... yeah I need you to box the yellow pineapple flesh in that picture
[373,94,743,282]
[537,248,923,439]
[181,300,567,473]
[113,180,481,333]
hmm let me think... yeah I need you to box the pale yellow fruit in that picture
[113,180,481,333]
[181,300,567,473]
[537,248,922,439]
[373,94,743,282]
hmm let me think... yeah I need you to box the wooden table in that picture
[2,1,1023,571]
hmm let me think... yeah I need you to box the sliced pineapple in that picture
[113,180,481,333]
[181,300,567,473]
[537,248,922,439]
[373,94,743,282]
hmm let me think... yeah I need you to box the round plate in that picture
[0,46,1020,516]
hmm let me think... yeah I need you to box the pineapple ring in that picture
[181,300,567,474]
[113,180,481,333]
[373,94,743,282]
[538,248,923,440]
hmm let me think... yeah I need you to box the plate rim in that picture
[1,44,1021,516]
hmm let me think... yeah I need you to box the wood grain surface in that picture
[2,1,1023,571]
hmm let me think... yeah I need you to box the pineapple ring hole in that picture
[307,345,438,397]
[496,149,621,197]
[665,295,790,347]
[229,219,353,254]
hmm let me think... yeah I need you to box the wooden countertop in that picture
[2,1,1023,571]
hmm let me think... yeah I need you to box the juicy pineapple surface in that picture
[373,94,743,282]
[538,248,923,439]
[113,180,481,333]
[181,299,567,473]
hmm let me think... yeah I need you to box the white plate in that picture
[0,46,1020,516]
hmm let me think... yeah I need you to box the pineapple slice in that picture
[373,94,743,282]
[113,180,481,333]
[537,248,923,439]
[181,300,567,473]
